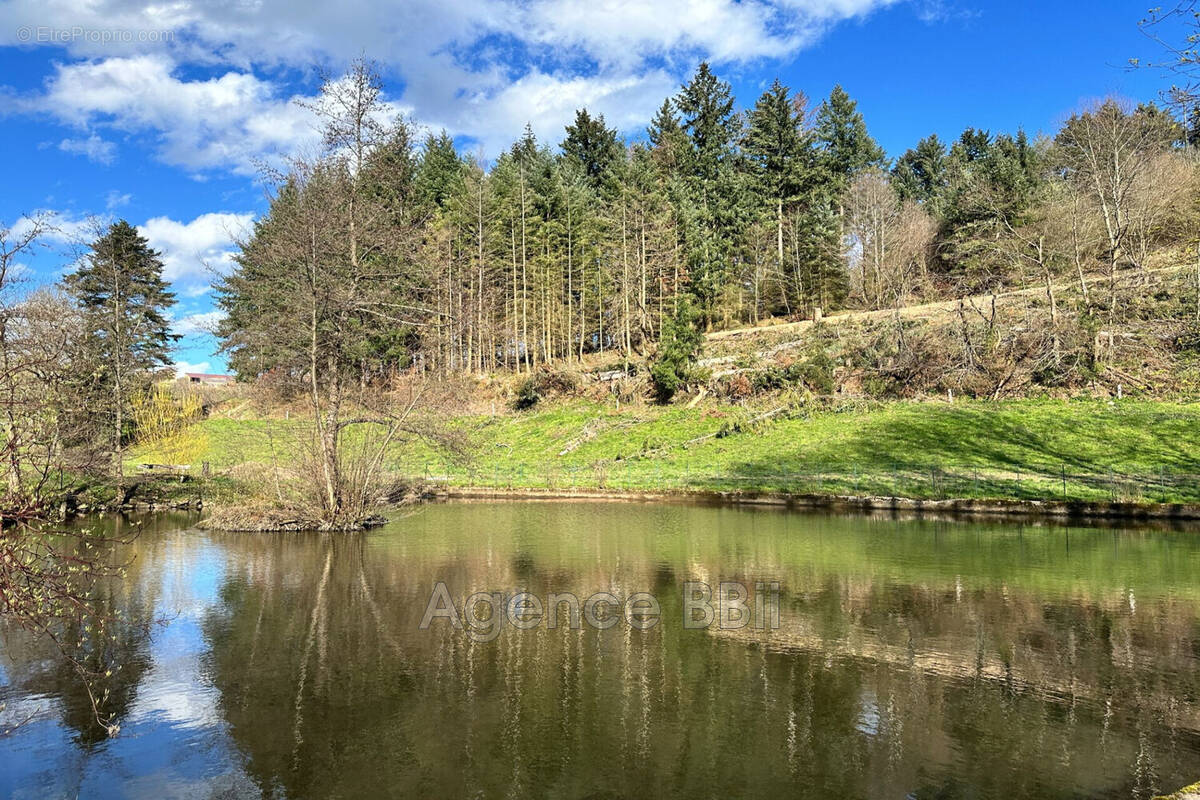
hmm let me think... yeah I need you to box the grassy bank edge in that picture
[434,484,1200,523]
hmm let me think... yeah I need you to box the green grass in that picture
[130,398,1200,504]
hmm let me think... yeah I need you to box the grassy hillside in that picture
[132,398,1200,504]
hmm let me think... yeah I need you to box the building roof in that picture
[183,372,234,380]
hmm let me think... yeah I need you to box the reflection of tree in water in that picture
[202,533,419,798]
[196,511,1200,800]
[0,517,158,744]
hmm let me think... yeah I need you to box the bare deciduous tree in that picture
[1055,99,1179,310]
[845,168,934,309]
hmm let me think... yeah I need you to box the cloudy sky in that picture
[0,0,1173,373]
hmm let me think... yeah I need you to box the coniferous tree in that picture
[939,127,1046,280]
[649,295,703,402]
[64,220,176,477]
[648,99,683,149]
[892,134,948,209]
[1187,103,1200,148]
[675,62,744,325]
[415,130,466,210]
[562,109,621,189]
[791,201,848,313]
[813,85,886,194]
[745,79,809,301]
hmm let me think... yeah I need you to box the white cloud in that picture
[138,211,254,283]
[105,190,132,209]
[456,69,679,156]
[173,310,224,336]
[173,360,211,377]
[4,261,32,282]
[58,133,117,164]
[34,55,316,174]
[9,209,97,246]
[4,0,902,171]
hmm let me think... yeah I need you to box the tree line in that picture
[218,60,1200,394]
[4,57,1199,518]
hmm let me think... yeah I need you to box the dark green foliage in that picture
[752,352,836,395]
[790,200,848,312]
[813,85,886,192]
[676,63,739,171]
[415,130,465,209]
[1188,103,1200,148]
[562,109,621,189]
[650,297,704,402]
[64,220,177,455]
[744,79,808,205]
[64,220,177,378]
[647,99,682,148]
[512,366,580,409]
[937,128,1045,276]
[892,134,948,208]
[674,63,748,320]
[1177,319,1200,354]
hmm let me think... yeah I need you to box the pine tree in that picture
[813,85,885,192]
[562,109,621,189]
[64,220,176,477]
[892,134,948,209]
[745,80,810,306]
[674,62,744,325]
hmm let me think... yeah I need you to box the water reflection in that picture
[3,503,1200,799]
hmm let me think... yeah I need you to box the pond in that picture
[2,502,1200,799]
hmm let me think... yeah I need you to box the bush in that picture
[719,373,753,400]
[513,366,580,409]
[650,298,704,403]
[1177,319,1200,355]
[750,352,837,395]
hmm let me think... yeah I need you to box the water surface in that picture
[2,502,1200,799]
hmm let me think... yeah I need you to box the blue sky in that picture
[0,0,1178,373]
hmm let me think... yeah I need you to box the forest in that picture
[216,59,1200,394]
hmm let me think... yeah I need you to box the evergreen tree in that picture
[1188,103,1200,148]
[745,79,809,281]
[813,85,886,192]
[415,130,465,210]
[648,99,682,149]
[64,220,176,476]
[892,134,948,209]
[791,200,847,313]
[674,62,745,324]
[649,295,703,402]
[562,109,621,189]
[939,127,1046,279]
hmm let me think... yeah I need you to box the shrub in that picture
[750,351,836,395]
[1177,319,1200,355]
[650,298,704,403]
[720,373,753,400]
[513,366,580,409]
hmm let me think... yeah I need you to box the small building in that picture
[182,372,235,386]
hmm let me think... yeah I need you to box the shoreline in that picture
[42,474,1200,531]
[433,484,1200,525]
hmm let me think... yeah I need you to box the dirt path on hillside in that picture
[705,262,1192,344]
